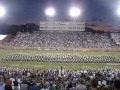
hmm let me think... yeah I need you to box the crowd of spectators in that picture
[111,33,120,45]
[2,53,120,63]
[8,31,120,48]
[0,67,120,90]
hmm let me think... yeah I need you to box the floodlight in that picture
[45,8,55,17]
[0,5,6,17]
[69,7,81,17]
[116,8,120,16]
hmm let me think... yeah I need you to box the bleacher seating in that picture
[8,31,119,48]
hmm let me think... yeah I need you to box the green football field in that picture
[0,49,120,70]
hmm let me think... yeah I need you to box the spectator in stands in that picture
[0,76,5,90]
[5,79,12,90]
[101,85,112,90]
[90,78,98,90]
[13,78,19,90]
[0,82,5,90]
[41,84,49,90]
[113,79,120,90]
[0,67,119,90]
[20,80,28,90]
[29,82,40,90]
[76,80,87,90]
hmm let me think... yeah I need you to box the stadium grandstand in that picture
[7,31,119,48]
[5,21,119,49]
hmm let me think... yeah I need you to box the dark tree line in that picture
[0,23,109,36]
[85,27,105,34]
[0,23,39,35]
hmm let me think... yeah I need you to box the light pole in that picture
[45,7,56,30]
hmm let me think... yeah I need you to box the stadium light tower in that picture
[0,5,6,18]
[116,7,120,16]
[45,7,56,31]
[69,7,81,18]
[45,7,56,17]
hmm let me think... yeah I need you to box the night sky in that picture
[0,0,120,26]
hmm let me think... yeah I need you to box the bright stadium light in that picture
[45,8,55,17]
[69,7,81,17]
[0,5,6,17]
[116,7,120,16]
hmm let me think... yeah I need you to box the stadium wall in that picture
[0,45,120,52]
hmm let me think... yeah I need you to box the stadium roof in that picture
[0,35,7,40]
